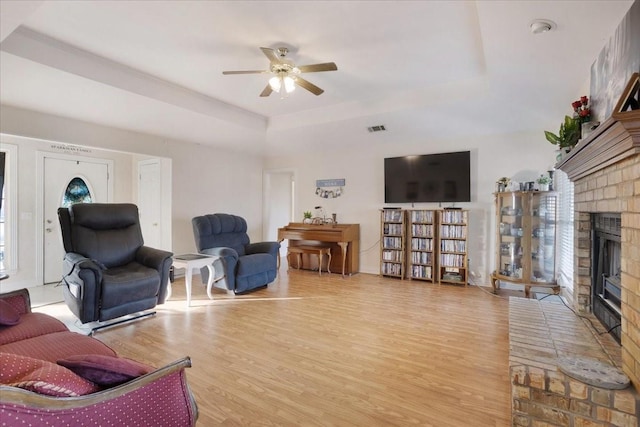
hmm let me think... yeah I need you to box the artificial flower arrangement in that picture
[496,177,511,192]
[572,96,591,123]
[496,177,511,186]
[545,96,591,149]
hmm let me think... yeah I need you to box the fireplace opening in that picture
[591,213,622,343]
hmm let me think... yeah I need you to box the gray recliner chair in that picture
[58,203,173,330]
[192,213,280,294]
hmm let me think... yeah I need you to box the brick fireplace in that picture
[557,109,640,391]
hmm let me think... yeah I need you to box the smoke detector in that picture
[530,19,556,34]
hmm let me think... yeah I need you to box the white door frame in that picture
[36,150,114,286]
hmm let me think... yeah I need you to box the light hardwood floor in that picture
[96,269,512,426]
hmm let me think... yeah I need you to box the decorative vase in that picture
[539,183,549,191]
[303,218,312,224]
[581,121,600,139]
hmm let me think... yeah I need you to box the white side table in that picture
[170,253,223,307]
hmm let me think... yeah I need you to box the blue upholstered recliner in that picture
[191,213,280,294]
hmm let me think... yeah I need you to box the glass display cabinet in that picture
[491,191,559,297]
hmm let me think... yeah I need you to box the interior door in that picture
[263,170,294,256]
[43,156,110,284]
[138,159,162,249]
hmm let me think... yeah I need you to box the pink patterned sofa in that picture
[0,288,198,426]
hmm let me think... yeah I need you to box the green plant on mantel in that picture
[536,175,551,185]
[303,211,313,219]
[544,115,580,149]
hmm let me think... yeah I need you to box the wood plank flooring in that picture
[96,269,511,426]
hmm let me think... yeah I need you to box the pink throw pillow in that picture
[0,352,99,397]
[0,300,20,326]
[57,354,154,386]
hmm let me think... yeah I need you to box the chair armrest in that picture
[199,247,238,291]
[61,253,104,323]
[0,288,32,315]
[62,252,104,276]
[200,247,238,260]
[136,246,173,303]
[136,246,173,271]
[0,357,198,426]
[246,241,280,257]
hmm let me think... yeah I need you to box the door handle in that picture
[45,228,52,233]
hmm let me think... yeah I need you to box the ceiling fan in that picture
[222,47,338,97]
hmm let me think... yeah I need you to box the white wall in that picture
[1,103,558,288]
[0,105,264,290]
[264,130,557,283]
[0,132,134,290]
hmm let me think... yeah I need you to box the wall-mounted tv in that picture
[384,151,471,204]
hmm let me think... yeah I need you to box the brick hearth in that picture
[509,298,639,426]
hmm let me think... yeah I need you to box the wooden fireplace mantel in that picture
[556,110,640,181]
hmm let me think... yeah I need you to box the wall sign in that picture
[50,143,93,154]
[315,178,345,198]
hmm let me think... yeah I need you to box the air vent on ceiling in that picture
[367,125,386,132]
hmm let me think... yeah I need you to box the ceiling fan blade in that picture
[222,70,269,75]
[297,62,338,73]
[260,85,273,97]
[295,77,324,96]
[260,47,283,64]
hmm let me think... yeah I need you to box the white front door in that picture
[43,156,110,284]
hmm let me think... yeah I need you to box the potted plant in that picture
[536,175,552,191]
[303,211,313,224]
[496,177,511,192]
[545,115,580,153]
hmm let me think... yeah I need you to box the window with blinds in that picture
[555,170,574,296]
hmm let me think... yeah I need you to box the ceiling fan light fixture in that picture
[284,76,296,93]
[269,76,281,92]
[269,74,295,94]
[223,46,337,97]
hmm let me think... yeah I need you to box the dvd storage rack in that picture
[380,209,406,278]
[407,209,437,282]
[438,209,468,286]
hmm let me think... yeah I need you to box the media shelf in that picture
[379,208,469,285]
[438,209,468,286]
[407,209,436,282]
[380,209,405,278]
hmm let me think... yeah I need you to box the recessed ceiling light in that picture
[530,19,556,35]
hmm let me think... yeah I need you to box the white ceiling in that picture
[0,0,634,155]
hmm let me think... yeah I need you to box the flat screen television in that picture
[384,151,471,203]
